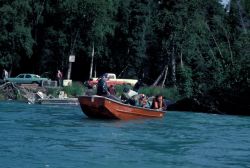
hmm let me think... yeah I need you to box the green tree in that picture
[126,0,151,77]
[108,0,131,76]
[0,0,34,74]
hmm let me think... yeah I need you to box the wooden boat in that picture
[78,95,165,120]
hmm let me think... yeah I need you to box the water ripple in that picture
[0,101,250,168]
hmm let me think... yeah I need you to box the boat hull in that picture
[78,96,165,120]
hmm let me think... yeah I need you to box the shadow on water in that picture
[79,114,167,127]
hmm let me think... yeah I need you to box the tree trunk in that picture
[206,23,225,64]
[151,65,167,86]
[89,43,94,79]
[36,0,46,25]
[237,0,247,34]
[161,66,168,88]
[180,51,183,69]
[171,44,176,86]
[94,64,97,78]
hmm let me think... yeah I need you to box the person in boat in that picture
[121,87,131,104]
[96,75,120,101]
[96,75,110,96]
[108,85,116,96]
[85,79,94,89]
[121,87,138,105]
[84,79,95,96]
[151,95,167,111]
[137,94,150,108]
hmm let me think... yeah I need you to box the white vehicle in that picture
[87,73,138,88]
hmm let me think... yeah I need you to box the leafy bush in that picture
[114,84,133,96]
[46,88,61,98]
[177,65,193,98]
[46,81,85,98]
[63,82,85,97]
[113,84,180,101]
[139,86,180,101]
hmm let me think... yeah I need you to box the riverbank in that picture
[0,82,249,116]
[0,82,85,103]
[168,86,249,116]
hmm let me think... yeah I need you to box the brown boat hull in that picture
[78,96,165,120]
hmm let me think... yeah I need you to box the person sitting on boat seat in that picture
[121,87,138,105]
[96,75,110,96]
[151,95,167,111]
[121,87,131,103]
[137,94,150,108]
[96,75,120,101]
[108,85,116,96]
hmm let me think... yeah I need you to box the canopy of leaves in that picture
[0,0,248,99]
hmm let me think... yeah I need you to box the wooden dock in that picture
[37,98,79,105]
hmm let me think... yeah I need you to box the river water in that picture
[0,101,249,168]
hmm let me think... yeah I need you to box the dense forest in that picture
[0,0,249,114]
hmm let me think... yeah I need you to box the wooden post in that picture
[67,55,75,79]
[67,62,72,79]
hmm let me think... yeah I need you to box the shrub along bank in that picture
[0,82,249,116]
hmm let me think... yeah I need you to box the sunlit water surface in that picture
[0,101,249,168]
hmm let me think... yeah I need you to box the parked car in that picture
[6,73,50,86]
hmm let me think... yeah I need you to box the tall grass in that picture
[138,86,180,101]
[114,84,133,96]
[45,82,180,101]
[114,85,180,101]
[46,87,61,98]
[63,81,85,97]
[46,81,85,98]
